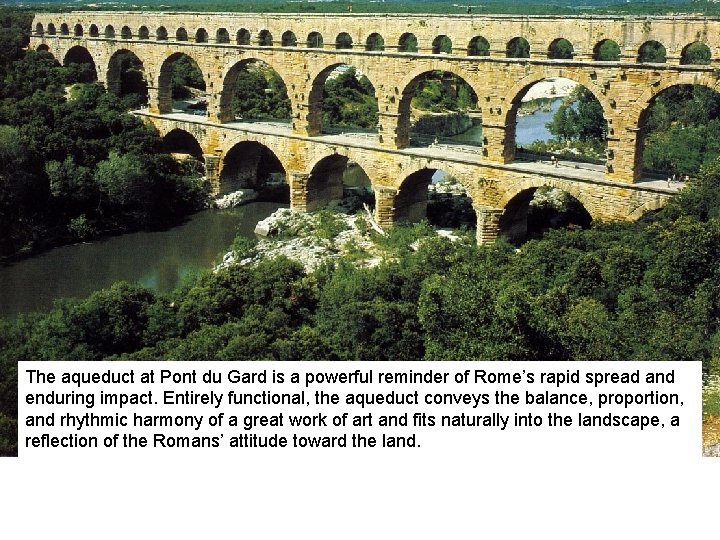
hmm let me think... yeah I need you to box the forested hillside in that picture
[0,9,208,258]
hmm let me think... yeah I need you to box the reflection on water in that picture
[0,202,285,319]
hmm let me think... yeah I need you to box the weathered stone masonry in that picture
[31,11,703,242]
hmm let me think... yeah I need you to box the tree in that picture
[171,55,205,99]
[596,40,620,61]
[232,64,291,120]
[546,86,606,143]
[94,152,152,218]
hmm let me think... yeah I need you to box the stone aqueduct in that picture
[30,11,716,242]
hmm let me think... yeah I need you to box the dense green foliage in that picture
[412,71,477,113]
[643,86,720,175]
[322,66,378,129]
[171,55,206,99]
[546,87,607,144]
[231,62,291,120]
[0,9,208,257]
[3,159,720,370]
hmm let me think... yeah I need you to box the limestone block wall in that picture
[145,115,675,243]
[30,12,720,185]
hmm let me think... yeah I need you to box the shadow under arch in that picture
[106,48,148,105]
[157,52,207,115]
[219,140,289,199]
[162,128,204,161]
[306,62,379,135]
[218,57,292,124]
[394,168,476,228]
[305,153,373,213]
[63,45,98,83]
[499,186,593,244]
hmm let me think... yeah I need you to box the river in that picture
[0,202,285,319]
[448,99,562,146]
[0,102,560,319]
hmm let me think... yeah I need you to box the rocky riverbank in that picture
[217,178,471,273]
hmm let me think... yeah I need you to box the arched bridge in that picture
[31,11,705,242]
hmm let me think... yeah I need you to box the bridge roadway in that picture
[31,11,703,242]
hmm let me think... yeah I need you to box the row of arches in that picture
[162,129,595,241]
[56,40,716,180]
[35,21,714,64]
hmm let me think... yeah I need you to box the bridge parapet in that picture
[30,12,720,62]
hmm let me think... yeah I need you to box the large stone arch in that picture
[389,164,481,227]
[63,45,98,83]
[219,133,292,178]
[627,75,720,180]
[495,68,613,163]
[303,153,375,212]
[304,60,381,136]
[162,128,204,161]
[218,138,289,196]
[497,178,601,220]
[304,148,381,189]
[631,73,720,124]
[217,55,294,123]
[393,161,477,196]
[393,62,482,148]
[106,48,148,99]
[156,51,209,115]
[627,198,668,221]
[497,180,596,242]
[504,68,612,117]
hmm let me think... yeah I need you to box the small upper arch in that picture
[47,23,56,35]
[258,29,273,46]
[237,28,251,45]
[60,23,69,36]
[548,38,574,59]
[216,28,230,43]
[156,26,168,41]
[593,39,620,61]
[365,33,384,51]
[195,28,209,43]
[336,32,353,49]
[467,36,490,56]
[105,25,115,38]
[138,26,149,40]
[282,30,298,47]
[638,40,666,63]
[121,25,132,40]
[176,27,188,42]
[507,37,530,58]
[89,24,99,37]
[681,41,711,65]
[398,33,418,53]
[307,31,324,48]
[432,35,452,54]
[35,22,44,35]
